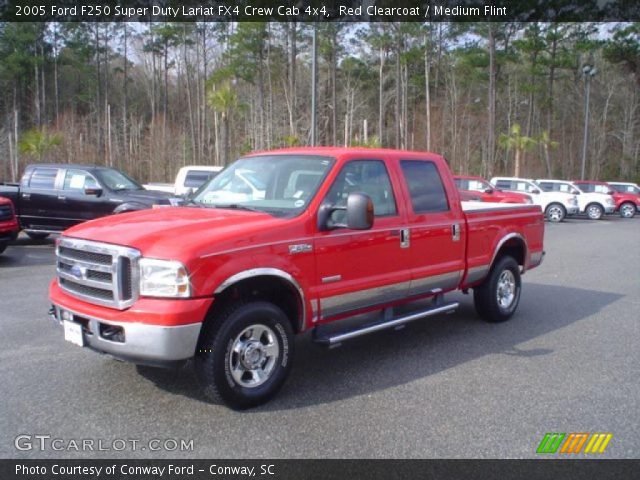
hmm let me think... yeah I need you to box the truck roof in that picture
[245,146,444,160]
[25,163,119,171]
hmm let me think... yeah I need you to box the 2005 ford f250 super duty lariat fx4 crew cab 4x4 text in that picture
[49,148,545,409]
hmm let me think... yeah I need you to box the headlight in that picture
[139,258,191,298]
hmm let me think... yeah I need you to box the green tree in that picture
[18,129,63,161]
[498,123,537,177]
[207,83,239,166]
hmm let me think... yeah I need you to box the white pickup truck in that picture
[490,177,579,222]
[535,179,615,220]
[144,166,223,196]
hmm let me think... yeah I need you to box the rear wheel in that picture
[195,301,294,409]
[26,231,50,240]
[586,203,604,220]
[545,203,566,222]
[619,202,636,219]
[474,256,521,323]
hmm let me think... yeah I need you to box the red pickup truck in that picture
[49,148,545,408]
[454,175,533,204]
[0,196,19,255]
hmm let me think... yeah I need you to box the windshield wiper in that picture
[215,204,264,213]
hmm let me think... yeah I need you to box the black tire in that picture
[545,203,566,222]
[26,231,50,240]
[585,203,604,220]
[619,202,636,219]
[0,242,6,254]
[195,301,294,410]
[473,256,522,323]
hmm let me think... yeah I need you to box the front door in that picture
[314,158,411,321]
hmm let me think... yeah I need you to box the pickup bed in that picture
[0,196,19,254]
[0,164,175,238]
[48,147,544,409]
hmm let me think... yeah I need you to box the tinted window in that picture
[495,180,513,190]
[400,160,449,213]
[63,169,99,191]
[29,168,58,189]
[325,160,397,217]
[184,170,218,188]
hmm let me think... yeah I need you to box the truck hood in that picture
[115,189,174,203]
[63,206,288,261]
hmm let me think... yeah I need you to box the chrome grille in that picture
[56,237,140,309]
[0,205,13,221]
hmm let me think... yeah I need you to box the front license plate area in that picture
[63,320,84,347]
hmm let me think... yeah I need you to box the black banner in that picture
[0,459,638,480]
[1,0,639,22]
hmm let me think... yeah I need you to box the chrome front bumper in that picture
[49,304,202,365]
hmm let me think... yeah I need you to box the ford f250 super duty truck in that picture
[48,148,545,409]
[0,164,175,239]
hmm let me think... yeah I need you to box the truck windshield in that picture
[192,155,334,216]
[97,169,143,191]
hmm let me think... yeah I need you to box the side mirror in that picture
[84,187,103,196]
[484,188,494,194]
[531,189,541,195]
[346,192,374,230]
[572,190,581,195]
[318,192,374,231]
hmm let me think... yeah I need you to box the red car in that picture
[573,180,640,218]
[49,147,544,408]
[0,196,19,254]
[454,175,532,204]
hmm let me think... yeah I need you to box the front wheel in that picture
[586,203,604,220]
[545,203,566,222]
[619,202,636,219]
[195,301,294,409]
[474,256,522,323]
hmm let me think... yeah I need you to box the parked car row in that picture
[0,196,19,255]
[454,175,639,222]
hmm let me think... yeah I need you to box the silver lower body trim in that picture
[50,304,202,362]
[464,265,490,284]
[319,271,462,319]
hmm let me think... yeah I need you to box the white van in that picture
[490,177,579,222]
[535,179,615,220]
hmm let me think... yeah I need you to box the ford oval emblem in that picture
[70,264,87,280]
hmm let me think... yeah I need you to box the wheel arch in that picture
[209,268,307,334]
[490,232,528,272]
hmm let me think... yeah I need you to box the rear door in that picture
[397,159,465,296]
[19,167,65,231]
[314,158,412,320]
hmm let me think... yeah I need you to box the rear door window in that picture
[400,160,449,213]
[28,168,59,189]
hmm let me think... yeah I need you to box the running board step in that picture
[313,301,459,347]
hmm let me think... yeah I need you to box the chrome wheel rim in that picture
[621,204,634,218]
[229,324,279,388]
[496,270,516,310]
[547,206,563,222]
[587,205,601,219]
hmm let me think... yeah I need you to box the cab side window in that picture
[324,160,397,218]
[400,160,449,213]
[63,169,99,192]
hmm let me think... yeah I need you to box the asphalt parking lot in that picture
[1,216,638,459]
